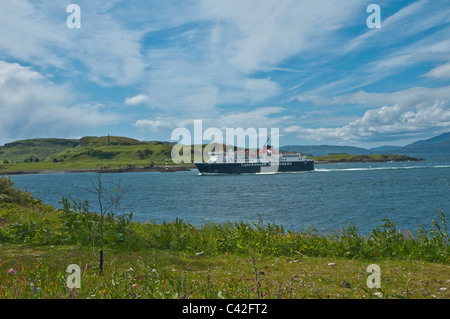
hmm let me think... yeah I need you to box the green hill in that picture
[0,136,181,172]
[79,136,146,147]
[0,138,80,163]
[47,136,174,168]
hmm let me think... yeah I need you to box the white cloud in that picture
[125,94,150,106]
[298,86,450,108]
[0,1,146,86]
[136,0,362,116]
[134,106,291,134]
[0,61,119,145]
[134,118,193,131]
[425,62,450,80]
[200,0,363,74]
[290,86,450,143]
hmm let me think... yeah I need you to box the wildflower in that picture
[8,268,16,275]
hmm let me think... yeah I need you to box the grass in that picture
[0,138,80,163]
[0,136,181,172]
[0,177,449,299]
[1,245,448,299]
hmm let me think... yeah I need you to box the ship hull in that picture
[195,160,314,174]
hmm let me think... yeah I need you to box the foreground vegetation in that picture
[0,177,448,299]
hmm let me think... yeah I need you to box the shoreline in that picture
[0,165,196,176]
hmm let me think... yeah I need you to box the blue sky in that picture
[0,0,449,148]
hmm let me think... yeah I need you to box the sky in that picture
[0,0,449,148]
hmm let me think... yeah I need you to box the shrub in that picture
[0,177,35,206]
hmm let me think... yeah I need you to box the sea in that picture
[8,154,450,236]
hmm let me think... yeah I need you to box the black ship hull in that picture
[195,160,314,174]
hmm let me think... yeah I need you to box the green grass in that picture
[0,176,448,299]
[0,138,80,164]
[0,136,183,172]
[1,245,448,299]
[47,144,173,165]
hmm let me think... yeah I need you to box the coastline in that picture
[0,165,196,176]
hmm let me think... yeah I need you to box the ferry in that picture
[195,144,314,174]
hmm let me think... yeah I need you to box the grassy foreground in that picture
[0,177,448,299]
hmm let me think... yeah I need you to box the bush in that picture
[87,149,118,159]
[59,197,136,248]
[0,177,35,206]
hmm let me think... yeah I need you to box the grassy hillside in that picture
[47,136,174,168]
[0,136,183,172]
[0,138,79,163]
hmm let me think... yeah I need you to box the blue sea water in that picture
[8,154,450,235]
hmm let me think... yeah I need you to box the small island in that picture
[312,153,424,164]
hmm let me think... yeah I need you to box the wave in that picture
[314,165,450,172]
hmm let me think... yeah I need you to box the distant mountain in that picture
[369,145,402,153]
[280,145,368,156]
[398,132,450,154]
[405,132,450,147]
[281,132,450,155]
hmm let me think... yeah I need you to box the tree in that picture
[89,168,124,275]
